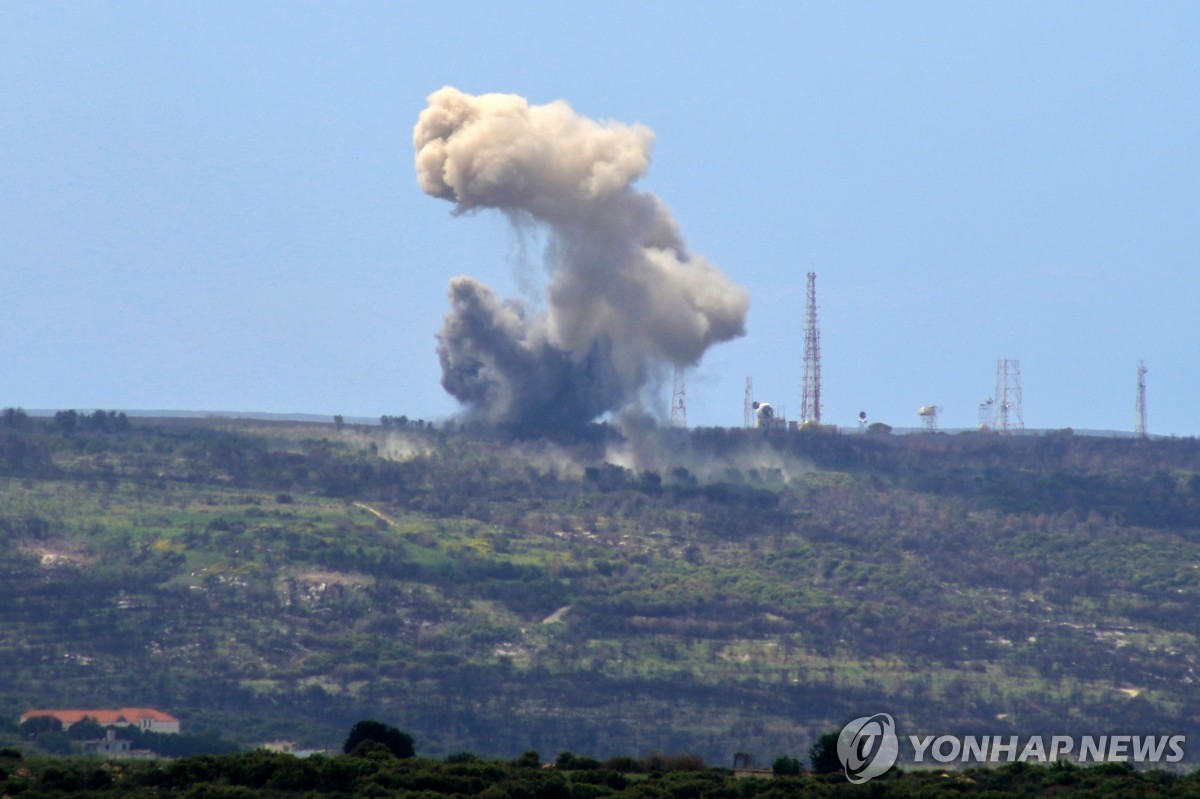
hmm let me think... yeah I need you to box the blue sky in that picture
[2,2,1196,434]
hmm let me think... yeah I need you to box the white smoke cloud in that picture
[414,87,749,431]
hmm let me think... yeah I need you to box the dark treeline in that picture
[2,746,1199,799]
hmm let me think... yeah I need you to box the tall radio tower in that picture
[743,376,755,429]
[1135,360,1148,438]
[991,359,1024,433]
[800,272,822,425]
[671,365,687,429]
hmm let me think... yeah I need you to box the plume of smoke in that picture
[603,415,814,485]
[414,87,749,432]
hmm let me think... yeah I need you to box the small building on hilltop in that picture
[731,752,775,779]
[19,707,181,734]
[81,729,132,757]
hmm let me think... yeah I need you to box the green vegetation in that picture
[0,410,1199,764]
[2,745,1200,799]
[344,721,415,759]
[808,733,841,775]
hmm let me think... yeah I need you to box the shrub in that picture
[342,720,415,759]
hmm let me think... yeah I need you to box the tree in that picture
[809,731,841,775]
[334,415,345,429]
[19,715,63,738]
[35,731,72,755]
[342,720,414,759]
[513,750,541,768]
[65,717,107,740]
[772,755,803,776]
[53,409,78,433]
[556,751,601,770]
[0,407,31,430]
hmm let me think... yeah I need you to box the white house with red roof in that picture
[19,707,181,734]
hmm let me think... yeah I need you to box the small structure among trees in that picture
[731,752,774,779]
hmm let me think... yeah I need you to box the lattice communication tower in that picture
[800,272,822,424]
[1135,360,1148,438]
[991,359,1024,433]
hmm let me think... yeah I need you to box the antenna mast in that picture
[671,366,687,429]
[743,376,754,429]
[800,272,822,425]
[1135,360,1148,438]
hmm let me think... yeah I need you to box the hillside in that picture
[1,410,1199,763]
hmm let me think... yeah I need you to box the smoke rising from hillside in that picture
[414,87,749,431]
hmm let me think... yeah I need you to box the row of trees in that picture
[380,415,433,430]
[1,408,132,434]
[2,724,1194,799]
[7,717,886,778]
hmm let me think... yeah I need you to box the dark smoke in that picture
[414,87,749,431]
